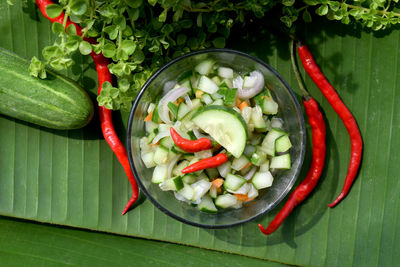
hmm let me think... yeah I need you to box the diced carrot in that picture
[149,141,159,147]
[211,178,224,188]
[239,101,249,111]
[234,193,254,202]
[216,187,222,194]
[241,162,252,171]
[144,111,153,122]
[176,98,184,104]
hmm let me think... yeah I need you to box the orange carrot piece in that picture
[239,101,249,110]
[235,97,241,107]
[234,193,254,202]
[144,111,153,122]
[211,178,224,188]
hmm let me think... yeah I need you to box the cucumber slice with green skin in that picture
[261,128,286,156]
[152,164,168,183]
[201,93,213,105]
[275,135,292,153]
[270,153,291,169]
[191,179,212,202]
[244,145,256,158]
[177,103,191,120]
[252,171,274,189]
[177,184,195,200]
[211,99,224,105]
[211,76,221,85]
[250,152,262,166]
[145,121,158,134]
[172,160,190,177]
[182,174,197,184]
[231,155,250,171]
[159,176,184,191]
[192,105,247,158]
[159,137,174,149]
[206,168,219,179]
[198,195,218,213]
[260,160,270,172]
[195,60,215,75]
[198,75,219,94]
[215,194,238,208]
[141,151,156,168]
[154,145,169,165]
[224,173,246,191]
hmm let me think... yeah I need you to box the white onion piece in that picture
[236,71,264,100]
[163,80,177,95]
[184,95,193,108]
[168,155,181,179]
[233,75,243,91]
[158,86,190,124]
[192,179,212,204]
[174,191,190,203]
[244,166,257,180]
[152,131,170,144]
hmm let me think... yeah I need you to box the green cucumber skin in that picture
[0,48,94,130]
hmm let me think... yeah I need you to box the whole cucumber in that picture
[0,48,94,130]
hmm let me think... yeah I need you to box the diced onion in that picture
[244,166,257,180]
[158,87,190,124]
[168,155,181,179]
[184,95,193,108]
[235,71,264,100]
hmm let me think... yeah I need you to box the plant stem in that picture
[290,39,309,98]
[346,3,400,17]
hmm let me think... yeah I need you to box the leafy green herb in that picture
[218,86,237,107]
[167,102,179,119]
[23,0,400,111]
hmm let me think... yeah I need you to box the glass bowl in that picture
[127,49,306,228]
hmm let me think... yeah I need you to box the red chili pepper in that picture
[36,0,139,215]
[170,127,212,153]
[181,153,228,174]
[258,40,327,235]
[297,42,363,207]
[259,96,326,234]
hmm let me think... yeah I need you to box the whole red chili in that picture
[181,153,228,174]
[259,40,326,235]
[36,0,139,215]
[170,127,212,153]
[297,42,363,207]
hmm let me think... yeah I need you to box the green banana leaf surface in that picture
[1,1,399,266]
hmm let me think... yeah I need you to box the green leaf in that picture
[302,9,312,22]
[120,39,136,55]
[69,0,87,15]
[159,8,168,22]
[212,37,226,48]
[102,43,116,58]
[51,22,65,34]
[316,4,329,16]
[42,45,63,60]
[45,4,63,18]
[66,24,77,35]
[79,41,92,55]
[282,0,295,6]
[125,0,143,8]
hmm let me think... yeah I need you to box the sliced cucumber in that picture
[224,173,246,191]
[275,135,292,153]
[182,174,197,184]
[145,121,158,134]
[218,67,233,79]
[159,176,184,191]
[159,137,174,150]
[172,160,190,177]
[205,168,219,179]
[192,105,247,158]
[177,184,195,200]
[198,195,218,213]
[262,98,278,115]
[243,145,256,158]
[217,161,231,178]
[177,103,191,120]
[270,153,291,169]
[227,182,250,195]
[261,128,286,156]
[252,171,274,190]
[152,164,168,183]
[198,75,219,94]
[211,99,223,105]
[141,151,156,168]
[250,152,262,166]
[191,179,212,202]
[231,155,250,171]
[200,93,213,105]
[215,194,238,209]
[211,76,221,85]
[195,60,215,75]
[251,105,267,131]
[209,186,217,198]
[154,145,169,165]
[259,160,270,172]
